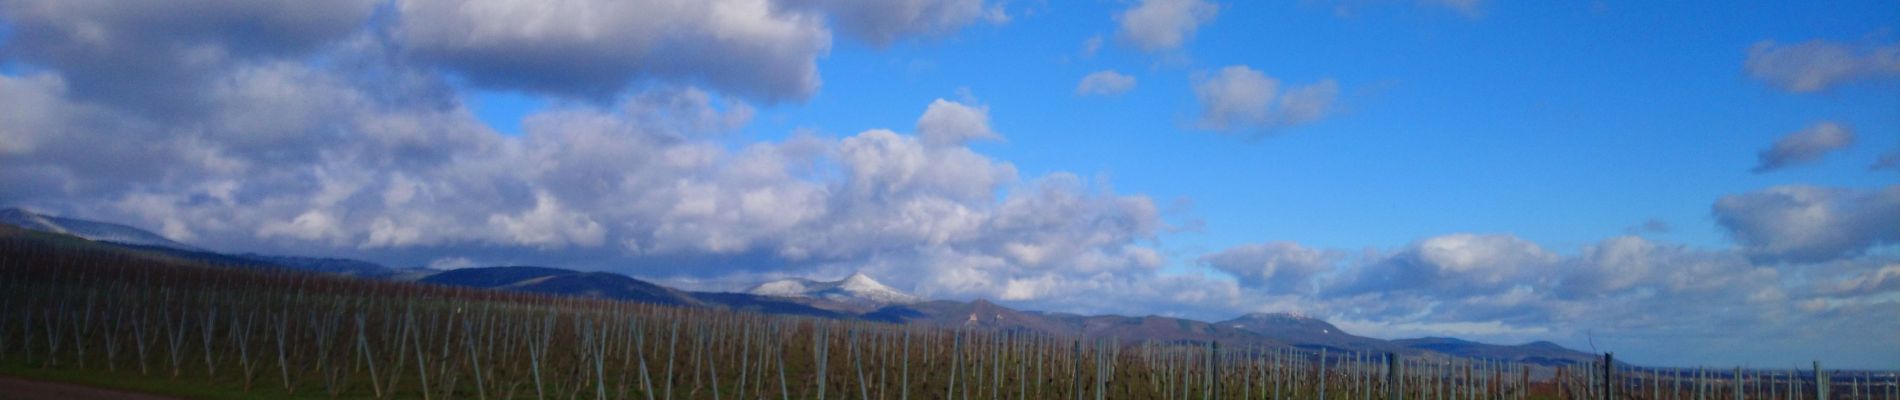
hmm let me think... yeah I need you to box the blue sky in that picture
[2,0,1897,368]
[478,0,1900,256]
[728,0,1900,255]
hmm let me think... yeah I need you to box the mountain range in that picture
[0,208,1601,366]
[747,272,922,312]
[0,208,201,251]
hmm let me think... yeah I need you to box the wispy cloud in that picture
[1745,39,1900,93]
[1753,122,1855,173]
[1075,70,1138,97]
[1191,66,1340,133]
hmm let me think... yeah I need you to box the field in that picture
[0,227,1891,400]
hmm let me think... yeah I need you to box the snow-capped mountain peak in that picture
[748,279,812,297]
[836,272,886,291]
[746,272,920,305]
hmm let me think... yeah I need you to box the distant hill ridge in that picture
[0,208,201,251]
[0,208,1601,366]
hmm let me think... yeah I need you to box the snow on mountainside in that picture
[1217,312,1408,353]
[747,272,921,305]
[0,208,201,251]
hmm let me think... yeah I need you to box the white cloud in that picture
[1075,70,1138,96]
[915,99,1001,147]
[1197,231,1897,367]
[1192,66,1340,132]
[488,191,608,249]
[623,87,758,136]
[0,54,1174,307]
[0,74,69,155]
[258,209,348,244]
[1820,262,1900,296]
[1561,236,1667,296]
[1745,39,1900,93]
[0,0,1017,105]
[1115,0,1219,53]
[0,0,379,115]
[428,257,479,270]
[1556,236,1775,299]
[1272,79,1341,125]
[1199,241,1334,293]
[391,0,1007,101]
[1195,66,1278,128]
[836,128,1014,204]
[394,0,831,102]
[1327,233,1559,298]
[1753,122,1855,173]
[1332,319,1547,341]
[4,0,1895,368]
[1713,185,1900,263]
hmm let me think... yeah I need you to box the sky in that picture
[0,0,1896,369]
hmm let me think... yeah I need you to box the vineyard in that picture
[0,228,1894,400]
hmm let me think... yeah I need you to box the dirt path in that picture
[0,375,178,400]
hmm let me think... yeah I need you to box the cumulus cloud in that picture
[915,99,1001,147]
[835,129,1013,205]
[1752,122,1855,173]
[0,0,378,116]
[0,59,496,211]
[1192,66,1340,132]
[1199,241,1335,294]
[489,191,608,249]
[0,0,1095,300]
[1075,70,1137,96]
[0,47,1170,308]
[393,0,831,102]
[1115,0,1219,53]
[1745,39,1900,93]
[622,87,758,136]
[1326,233,1558,298]
[4,0,1894,367]
[1713,185,1900,263]
[1,0,996,106]
[1556,236,1776,300]
[1193,67,1277,129]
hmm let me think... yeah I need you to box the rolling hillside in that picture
[1,209,1599,366]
